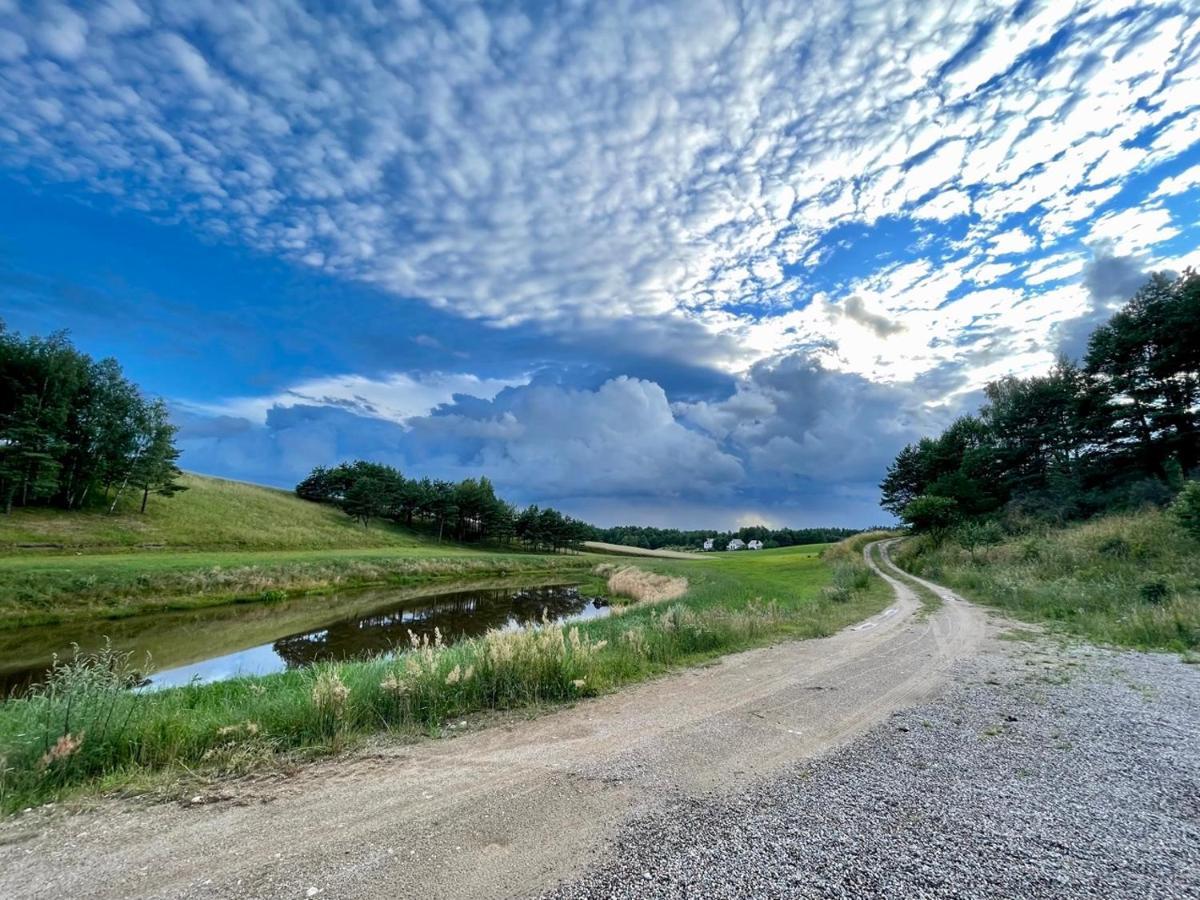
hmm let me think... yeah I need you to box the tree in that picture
[134,400,187,513]
[1171,480,1200,541]
[902,495,959,538]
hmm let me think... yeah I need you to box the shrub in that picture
[1171,481,1200,541]
[1139,580,1172,604]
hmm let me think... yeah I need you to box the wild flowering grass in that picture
[893,509,1200,651]
[596,563,689,605]
[0,538,887,813]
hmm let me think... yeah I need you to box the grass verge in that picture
[0,539,889,813]
[891,508,1200,651]
[0,548,591,629]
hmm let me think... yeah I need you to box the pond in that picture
[0,581,608,697]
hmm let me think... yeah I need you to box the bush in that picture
[1140,580,1172,604]
[1171,481,1200,541]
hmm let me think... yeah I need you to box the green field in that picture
[0,536,890,812]
[0,474,585,627]
[893,509,1200,652]
[0,473,428,553]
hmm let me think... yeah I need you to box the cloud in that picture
[0,0,1195,375]
[188,370,527,425]
[840,296,904,338]
[1054,249,1149,360]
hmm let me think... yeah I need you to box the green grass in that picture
[0,538,890,813]
[0,474,587,628]
[0,547,590,628]
[0,473,425,553]
[892,508,1200,651]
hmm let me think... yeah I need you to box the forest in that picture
[590,524,861,550]
[295,460,593,551]
[881,270,1200,535]
[0,324,185,515]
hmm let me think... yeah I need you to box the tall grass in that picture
[893,509,1200,651]
[0,539,888,813]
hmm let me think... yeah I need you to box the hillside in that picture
[892,508,1199,652]
[0,473,426,553]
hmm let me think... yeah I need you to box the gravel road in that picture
[546,638,1200,899]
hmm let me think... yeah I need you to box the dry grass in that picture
[597,563,689,605]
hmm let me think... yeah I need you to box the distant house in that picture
[727,538,746,551]
[702,538,715,551]
[747,540,764,550]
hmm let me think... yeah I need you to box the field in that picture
[0,538,890,813]
[0,473,428,553]
[0,474,584,627]
[892,508,1200,652]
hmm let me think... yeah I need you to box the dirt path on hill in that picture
[0,541,989,900]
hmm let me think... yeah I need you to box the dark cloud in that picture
[1055,249,1149,361]
[840,296,905,338]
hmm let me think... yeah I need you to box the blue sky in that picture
[2,1,1199,528]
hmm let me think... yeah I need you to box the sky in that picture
[1,0,1199,529]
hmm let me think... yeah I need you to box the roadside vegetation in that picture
[882,271,1200,651]
[894,507,1199,651]
[0,538,888,813]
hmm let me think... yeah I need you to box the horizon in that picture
[3,1,1199,529]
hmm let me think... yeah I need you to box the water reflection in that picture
[0,582,607,696]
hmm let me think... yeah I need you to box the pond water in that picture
[0,581,608,697]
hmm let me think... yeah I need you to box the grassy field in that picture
[0,473,426,553]
[892,508,1200,652]
[0,474,587,628]
[0,538,890,813]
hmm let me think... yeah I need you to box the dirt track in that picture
[0,542,989,899]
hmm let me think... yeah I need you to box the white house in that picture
[747,540,764,550]
[702,538,715,551]
[727,538,746,551]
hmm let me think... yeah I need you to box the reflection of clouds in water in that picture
[148,642,287,689]
[140,587,607,691]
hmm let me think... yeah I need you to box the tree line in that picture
[295,460,592,551]
[592,524,861,550]
[882,270,1200,535]
[0,324,186,515]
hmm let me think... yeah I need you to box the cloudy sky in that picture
[2,0,1199,527]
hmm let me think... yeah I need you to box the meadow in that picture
[0,537,891,813]
[893,508,1200,652]
[0,474,584,627]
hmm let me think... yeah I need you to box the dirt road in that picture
[1,542,988,899]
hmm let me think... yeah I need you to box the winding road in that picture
[1,542,989,900]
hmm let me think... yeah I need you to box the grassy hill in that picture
[0,474,588,627]
[892,508,1199,652]
[0,473,426,553]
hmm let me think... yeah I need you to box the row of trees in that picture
[882,271,1200,534]
[0,324,186,515]
[295,461,592,551]
[592,524,861,551]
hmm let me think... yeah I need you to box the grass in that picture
[0,547,591,629]
[0,473,425,553]
[0,473,587,628]
[0,538,891,813]
[892,508,1200,652]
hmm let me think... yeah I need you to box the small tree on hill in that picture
[902,494,959,540]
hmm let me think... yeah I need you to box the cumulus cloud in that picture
[5,1,1200,525]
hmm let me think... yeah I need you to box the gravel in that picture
[545,638,1200,899]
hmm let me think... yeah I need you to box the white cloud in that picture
[0,0,1194,366]
[1151,164,1200,198]
[988,227,1035,256]
[193,371,526,425]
